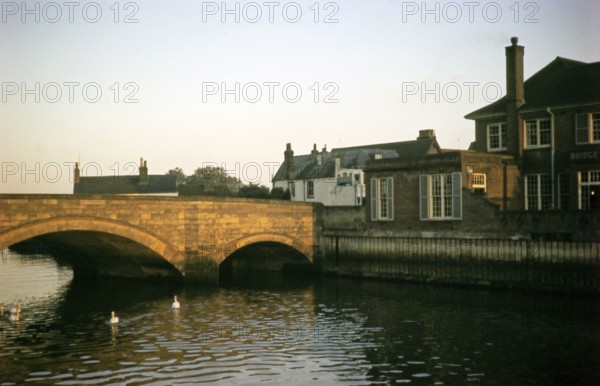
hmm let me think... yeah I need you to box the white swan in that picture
[172,295,180,309]
[110,311,119,324]
[9,302,21,321]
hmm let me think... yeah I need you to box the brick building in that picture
[363,37,599,239]
[466,37,600,211]
[73,158,178,196]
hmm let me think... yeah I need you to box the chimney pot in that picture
[511,36,518,46]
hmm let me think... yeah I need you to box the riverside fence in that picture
[319,236,600,294]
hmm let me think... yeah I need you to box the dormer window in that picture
[374,153,382,159]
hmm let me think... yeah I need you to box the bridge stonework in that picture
[0,195,319,284]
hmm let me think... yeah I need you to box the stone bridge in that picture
[0,195,319,284]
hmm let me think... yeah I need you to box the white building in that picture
[272,132,441,206]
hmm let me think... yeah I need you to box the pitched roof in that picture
[73,174,178,195]
[272,137,441,182]
[465,57,600,119]
[334,137,441,157]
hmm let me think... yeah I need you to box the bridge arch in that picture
[0,217,187,278]
[219,233,314,278]
[223,232,313,264]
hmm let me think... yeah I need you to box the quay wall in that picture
[316,235,600,294]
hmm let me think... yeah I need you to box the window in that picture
[558,173,569,210]
[370,177,393,221]
[576,113,600,144]
[306,180,314,198]
[578,170,600,209]
[419,173,462,220]
[487,123,507,151]
[525,118,551,148]
[525,174,551,210]
[471,173,486,192]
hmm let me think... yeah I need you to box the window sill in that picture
[487,147,507,152]
[524,145,551,150]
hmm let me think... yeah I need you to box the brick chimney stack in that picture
[311,143,319,161]
[506,37,525,106]
[284,143,294,180]
[74,162,80,184]
[506,36,525,157]
[418,129,436,139]
[139,157,148,184]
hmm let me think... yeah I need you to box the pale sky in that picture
[1,0,599,193]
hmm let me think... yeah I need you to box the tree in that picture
[185,166,240,187]
[166,167,186,186]
[270,187,290,200]
[167,165,242,197]
[167,166,288,199]
[238,184,270,199]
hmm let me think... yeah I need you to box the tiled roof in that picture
[73,174,178,195]
[272,138,441,182]
[334,137,441,158]
[465,57,600,119]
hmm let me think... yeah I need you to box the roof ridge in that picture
[553,56,589,66]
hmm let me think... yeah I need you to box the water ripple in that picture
[2,251,600,385]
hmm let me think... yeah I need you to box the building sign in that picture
[570,151,599,163]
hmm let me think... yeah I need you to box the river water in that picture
[1,249,599,385]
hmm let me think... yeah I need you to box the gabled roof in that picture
[73,174,178,195]
[465,57,600,119]
[272,137,441,182]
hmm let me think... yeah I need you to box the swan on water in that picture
[8,302,21,321]
[110,311,119,324]
[172,295,180,309]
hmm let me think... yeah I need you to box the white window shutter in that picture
[419,175,428,220]
[387,177,394,220]
[452,172,462,220]
[370,178,377,221]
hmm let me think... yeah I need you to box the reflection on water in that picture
[1,249,600,385]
